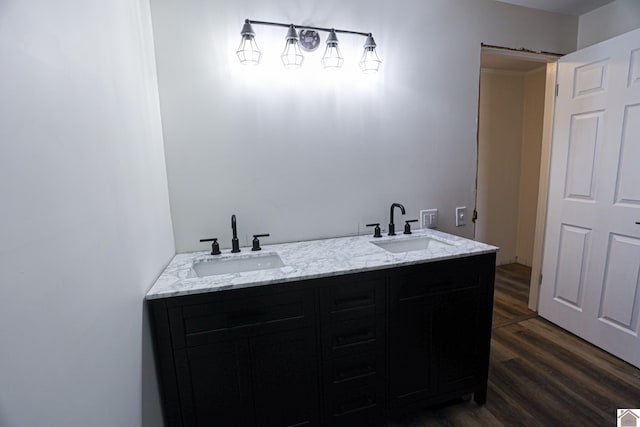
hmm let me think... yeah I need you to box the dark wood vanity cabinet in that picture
[148,253,495,427]
[150,285,319,427]
[388,254,495,415]
[172,329,319,427]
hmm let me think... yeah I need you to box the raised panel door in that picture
[431,286,483,395]
[388,267,432,409]
[175,340,254,427]
[251,329,320,427]
[540,27,640,368]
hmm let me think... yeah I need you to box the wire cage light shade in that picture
[359,34,381,73]
[321,30,344,69]
[281,25,304,69]
[236,21,262,65]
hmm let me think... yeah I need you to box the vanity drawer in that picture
[325,349,384,388]
[391,258,481,302]
[326,380,385,427]
[320,272,385,322]
[169,289,315,348]
[322,315,385,359]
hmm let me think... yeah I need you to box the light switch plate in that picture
[420,209,438,229]
[456,207,466,227]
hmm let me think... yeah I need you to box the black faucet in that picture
[231,214,240,253]
[388,203,406,236]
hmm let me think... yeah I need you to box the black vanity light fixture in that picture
[236,19,381,73]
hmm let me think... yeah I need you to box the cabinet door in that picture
[431,285,483,393]
[388,270,432,408]
[251,329,320,427]
[175,340,254,427]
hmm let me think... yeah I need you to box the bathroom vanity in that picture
[147,230,497,426]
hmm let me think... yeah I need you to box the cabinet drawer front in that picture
[325,350,384,388]
[322,316,385,359]
[321,273,385,322]
[327,381,385,426]
[391,258,482,303]
[170,290,314,348]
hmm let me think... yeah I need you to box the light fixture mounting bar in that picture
[245,19,371,37]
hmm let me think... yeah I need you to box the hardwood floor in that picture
[492,264,537,328]
[388,263,640,427]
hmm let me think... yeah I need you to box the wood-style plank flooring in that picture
[388,263,640,427]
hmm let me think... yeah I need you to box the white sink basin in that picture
[192,253,284,277]
[372,236,453,253]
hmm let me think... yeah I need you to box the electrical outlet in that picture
[420,209,438,229]
[456,207,467,226]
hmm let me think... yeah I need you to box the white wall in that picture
[516,67,546,266]
[0,1,175,427]
[476,70,525,265]
[149,0,577,253]
[578,0,640,49]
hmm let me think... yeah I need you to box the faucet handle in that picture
[200,238,221,255]
[366,223,382,238]
[404,219,418,235]
[252,234,270,251]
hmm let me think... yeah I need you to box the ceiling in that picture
[494,0,615,15]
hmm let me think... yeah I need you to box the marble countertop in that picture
[146,229,498,300]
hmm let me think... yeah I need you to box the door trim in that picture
[528,62,557,311]
[480,44,562,63]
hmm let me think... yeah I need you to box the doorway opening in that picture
[475,45,559,311]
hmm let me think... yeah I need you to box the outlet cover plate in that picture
[420,209,438,229]
[456,207,467,226]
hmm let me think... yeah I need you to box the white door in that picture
[539,28,640,368]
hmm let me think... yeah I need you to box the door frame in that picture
[529,61,557,311]
[475,45,561,311]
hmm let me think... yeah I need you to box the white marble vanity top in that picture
[146,229,498,300]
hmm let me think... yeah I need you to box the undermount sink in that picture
[372,236,453,253]
[192,253,284,277]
